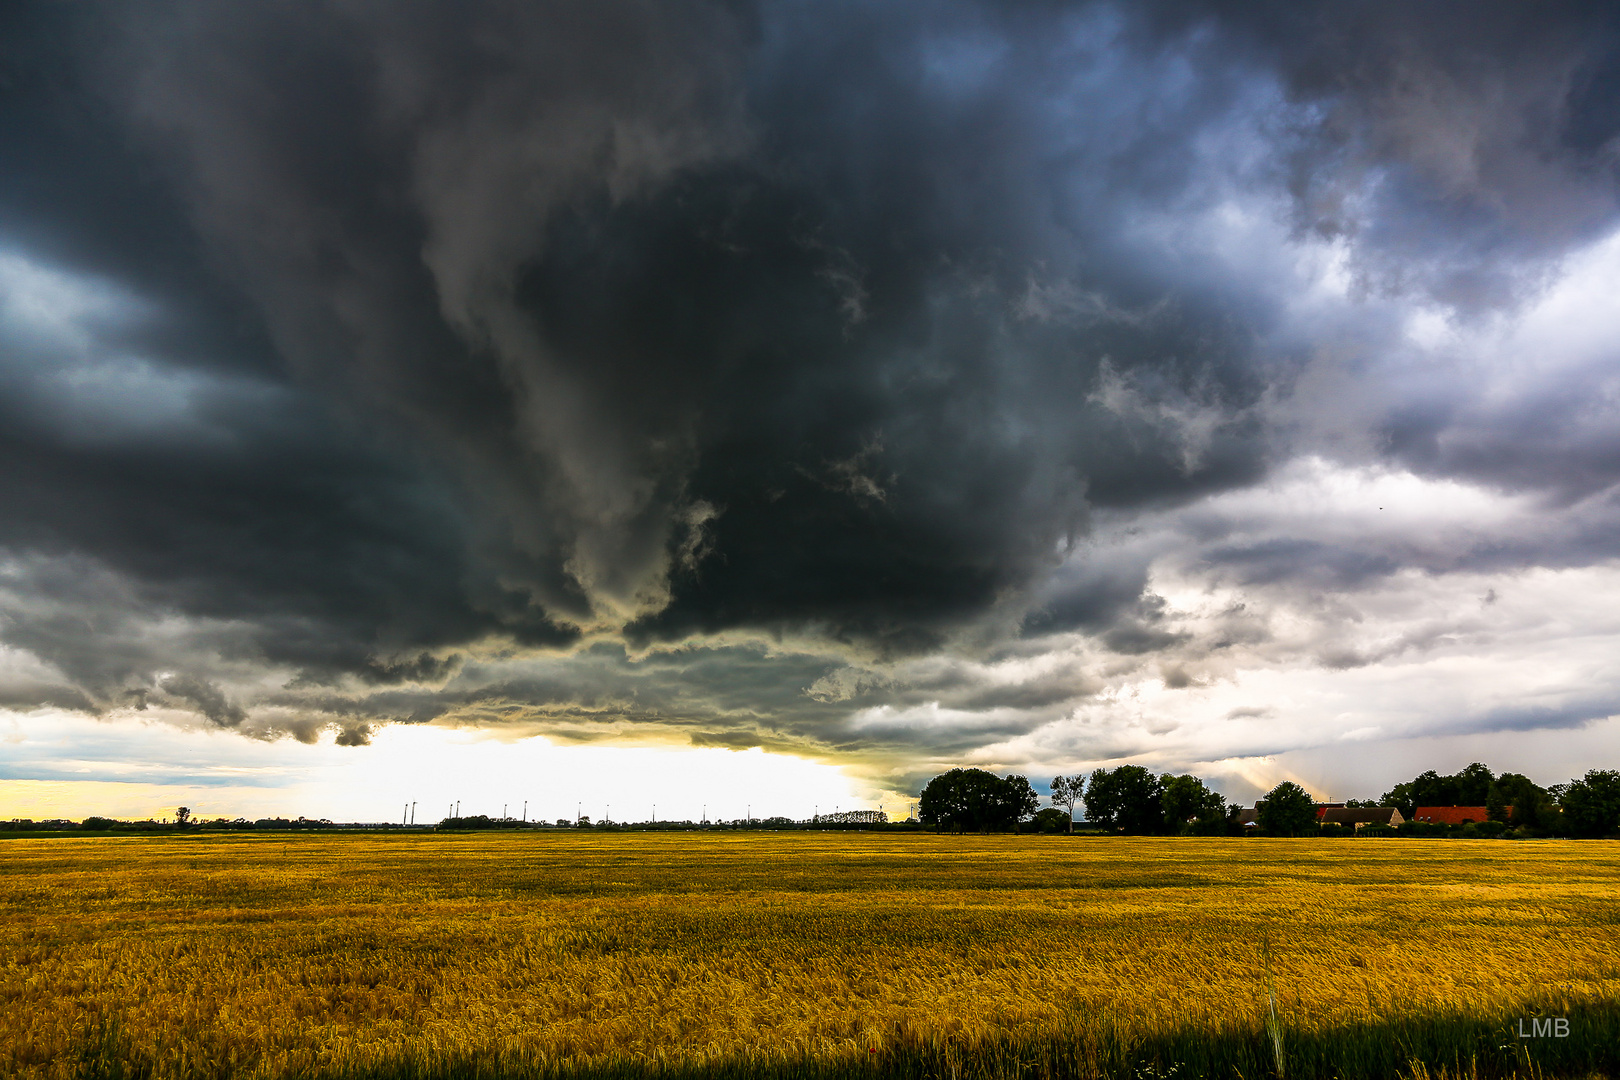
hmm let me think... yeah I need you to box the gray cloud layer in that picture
[3,1,1620,787]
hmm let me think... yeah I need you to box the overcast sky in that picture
[4,1,1620,821]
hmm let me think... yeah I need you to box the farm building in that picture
[1319,807,1404,830]
[1412,806,1507,825]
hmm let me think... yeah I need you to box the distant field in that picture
[2,834,1617,1080]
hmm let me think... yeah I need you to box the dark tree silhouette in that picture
[1030,808,1069,833]
[1496,773,1554,829]
[1560,770,1620,837]
[1161,774,1225,832]
[1083,765,1164,833]
[919,768,1038,832]
[1381,762,1495,817]
[1380,763,1554,829]
[1256,782,1316,837]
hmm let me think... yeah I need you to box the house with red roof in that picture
[1412,806,1506,825]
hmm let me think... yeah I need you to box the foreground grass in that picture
[3,834,1617,1079]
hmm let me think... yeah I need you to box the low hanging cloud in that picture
[2,1,1620,793]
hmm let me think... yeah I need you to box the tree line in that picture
[918,761,1620,837]
[1375,761,1620,837]
[11,761,1617,839]
[918,765,1243,834]
[5,813,923,835]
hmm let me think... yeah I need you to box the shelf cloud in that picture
[3,1,1620,795]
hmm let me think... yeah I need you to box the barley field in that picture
[2,833,1617,1080]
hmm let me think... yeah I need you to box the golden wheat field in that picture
[2,833,1618,1080]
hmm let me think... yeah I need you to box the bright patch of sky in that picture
[0,711,879,823]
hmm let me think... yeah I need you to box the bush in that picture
[1181,815,1234,837]
[1030,808,1070,834]
[1396,820,1445,838]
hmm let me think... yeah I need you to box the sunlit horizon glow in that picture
[0,714,888,823]
[3,2,1620,819]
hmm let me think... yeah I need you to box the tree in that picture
[918,768,1037,832]
[1454,762,1495,803]
[1495,772,1553,830]
[1380,781,1417,820]
[1003,774,1040,824]
[1559,770,1620,837]
[1256,782,1316,837]
[1161,774,1225,831]
[1049,775,1084,833]
[1083,766,1164,834]
[175,807,192,827]
[1030,808,1070,833]
[1382,763,1496,817]
[1486,782,1508,823]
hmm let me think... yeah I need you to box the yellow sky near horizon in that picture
[0,711,897,824]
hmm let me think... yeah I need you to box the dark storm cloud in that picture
[1203,0,1620,297]
[2,0,1620,753]
[1203,539,1400,589]
[157,673,245,729]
